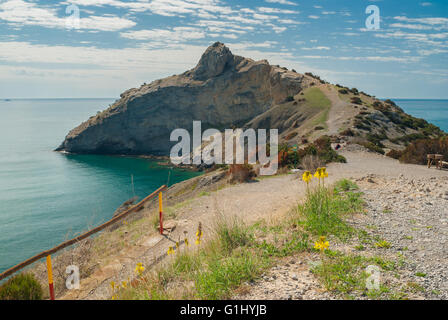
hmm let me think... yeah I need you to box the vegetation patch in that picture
[0,273,43,300]
[391,136,448,165]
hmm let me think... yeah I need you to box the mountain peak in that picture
[193,42,234,80]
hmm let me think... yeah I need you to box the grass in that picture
[294,184,364,240]
[302,87,332,130]
[334,179,359,193]
[0,273,43,300]
[115,217,272,300]
[374,240,392,249]
[415,272,427,278]
[311,250,394,297]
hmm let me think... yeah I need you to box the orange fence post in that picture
[159,192,163,235]
[46,255,55,300]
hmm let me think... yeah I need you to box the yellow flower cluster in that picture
[135,262,145,276]
[167,246,175,255]
[302,171,313,183]
[314,236,330,252]
[314,167,328,179]
[302,167,328,184]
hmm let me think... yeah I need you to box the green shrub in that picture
[340,128,355,136]
[285,96,294,102]
[334,179,359,193]
[366,133,387,148]
[351,97,362,105]
[0,273,43,300]
[300,136,347,164]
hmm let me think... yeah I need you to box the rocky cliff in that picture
[57,42,444,156]
[56,42,314,155]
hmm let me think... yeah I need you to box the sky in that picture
[0,0,447,99]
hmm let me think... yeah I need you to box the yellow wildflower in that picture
[314,236,330,252]
[321,167,328,178]
[196,230,203,238]
[121,281,127,288]
[135,262,145,276]
[110,281,116,290]
[302,171,313,183]
[167,246,175,255]
[195,238,201,245]
[176,241,180,249]
[314,167,323,179]
[185,238,190,247]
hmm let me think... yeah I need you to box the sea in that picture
[0,98,201,274]
[0,98,446,275]
[393,99,448,132]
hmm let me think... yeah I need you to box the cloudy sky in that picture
[0,0,447,99]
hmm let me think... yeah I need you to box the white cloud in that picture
[300,55,420,63]
[394,16,448,26]
[0,0,135,31]
[257,7,299,14]
[389,23,434,30]
[302,46,331,51]
[308,15,320,20]
[264,0,297,6]
[120,27,205,41]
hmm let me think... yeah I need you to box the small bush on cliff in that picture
[351,97,363,105]
[340,128,355,136]
[0,273,43,300]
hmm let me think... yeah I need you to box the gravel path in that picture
[352,174,448,299]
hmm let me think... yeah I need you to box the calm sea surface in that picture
[0,99,201,274]
[393,99,448,132]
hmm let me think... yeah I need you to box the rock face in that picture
[56,42,309,155]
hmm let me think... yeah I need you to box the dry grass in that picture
[300,154,324,171]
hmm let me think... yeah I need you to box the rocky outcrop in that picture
[56,42,310,155]
[57,42,444,157]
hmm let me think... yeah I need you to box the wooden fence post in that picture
[46,255,55,300]
[159,192,163,235]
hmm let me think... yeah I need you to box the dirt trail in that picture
[321,85,357,136]
[62,150,448,299]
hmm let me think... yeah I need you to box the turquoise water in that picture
[0,99,201,274]
[393,99,448,132]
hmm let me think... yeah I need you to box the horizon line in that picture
[2,97,448,101]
